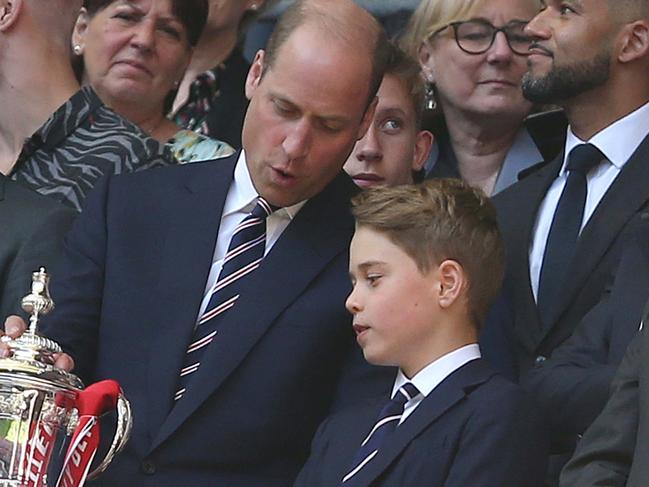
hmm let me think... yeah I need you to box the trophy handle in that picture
[87,393,133,480]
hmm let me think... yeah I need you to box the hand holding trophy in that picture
[0,268,132,487]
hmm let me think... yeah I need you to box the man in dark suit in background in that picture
[559,320,649,486]
[0,174,75,321]
[493,0,649,376]
[491,0,649,481]
[3,1,391,485]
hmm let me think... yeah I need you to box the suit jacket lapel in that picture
[145,156,237,440]
[149,172,357,451]
[540,133,649,342]
[350,360,494,487]
[505,156,562,352]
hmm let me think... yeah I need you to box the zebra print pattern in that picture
[12,86,175,212]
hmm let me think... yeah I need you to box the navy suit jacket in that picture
[492,132,649,373]
[523,221,649,450]
[41,154,391,486]
[294,359,548,487]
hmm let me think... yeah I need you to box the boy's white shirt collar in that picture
[392,343,481,399]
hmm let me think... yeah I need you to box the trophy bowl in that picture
[0,269,132,487]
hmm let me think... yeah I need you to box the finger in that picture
[53,353,75,372]
[4,316,27,339]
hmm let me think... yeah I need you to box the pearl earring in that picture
[73,44,83,56]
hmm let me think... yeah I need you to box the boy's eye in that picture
[381,119,403,134]
[366,274,382,285]
[559,3,576,15]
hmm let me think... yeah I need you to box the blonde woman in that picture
[403,0,565,195]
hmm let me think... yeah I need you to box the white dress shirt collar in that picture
[561,100,649,175]
[392,343,482,399]
[223,151,307,220]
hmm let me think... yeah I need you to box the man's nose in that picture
[282,120,311,160]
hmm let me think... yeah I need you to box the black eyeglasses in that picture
[431,19,532,56]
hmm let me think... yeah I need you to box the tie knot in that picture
[251,197,278,219]
[393,382,420,406]
[566,143,604,174]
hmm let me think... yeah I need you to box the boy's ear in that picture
[0,0,22,32]
[436,259,465,309]
[411,130,434,172]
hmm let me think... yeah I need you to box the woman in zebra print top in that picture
[72,0,235,164]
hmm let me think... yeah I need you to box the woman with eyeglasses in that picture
[402,0,566,195]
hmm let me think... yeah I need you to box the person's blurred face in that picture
[521,0,615,104]
[241,24,375,207]
[344,74,433,188]
[420,0,537,122]
[73,0,191,114]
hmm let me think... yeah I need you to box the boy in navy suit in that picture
[295,179,548,487]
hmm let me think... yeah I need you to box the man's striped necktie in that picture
[174,197,276,401]
[340,382,420,484]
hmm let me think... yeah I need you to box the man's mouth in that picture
[528,42,553,57]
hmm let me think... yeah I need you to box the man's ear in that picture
[617,20,649,64]
[71,7,89,54]
[0,0,22,32]
[436,259,465,310]
[357,96,378,140]
[411,130,434,172]
[245,50,265,100]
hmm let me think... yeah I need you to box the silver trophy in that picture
[0,268,132,486]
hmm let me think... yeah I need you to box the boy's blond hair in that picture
[351,179,504,327]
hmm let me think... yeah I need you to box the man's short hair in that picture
[351,179,504,327]
[383,41,426,128]
[262,0,390,107]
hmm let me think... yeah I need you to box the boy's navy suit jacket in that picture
[294,358,548,487]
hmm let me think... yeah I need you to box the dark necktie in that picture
[537,143,604,327]
[174,197,276,401]
[340,382,421,484]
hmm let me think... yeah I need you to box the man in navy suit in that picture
[491,0,649,481]
[295,180,547,487]
[2,1,392,485]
